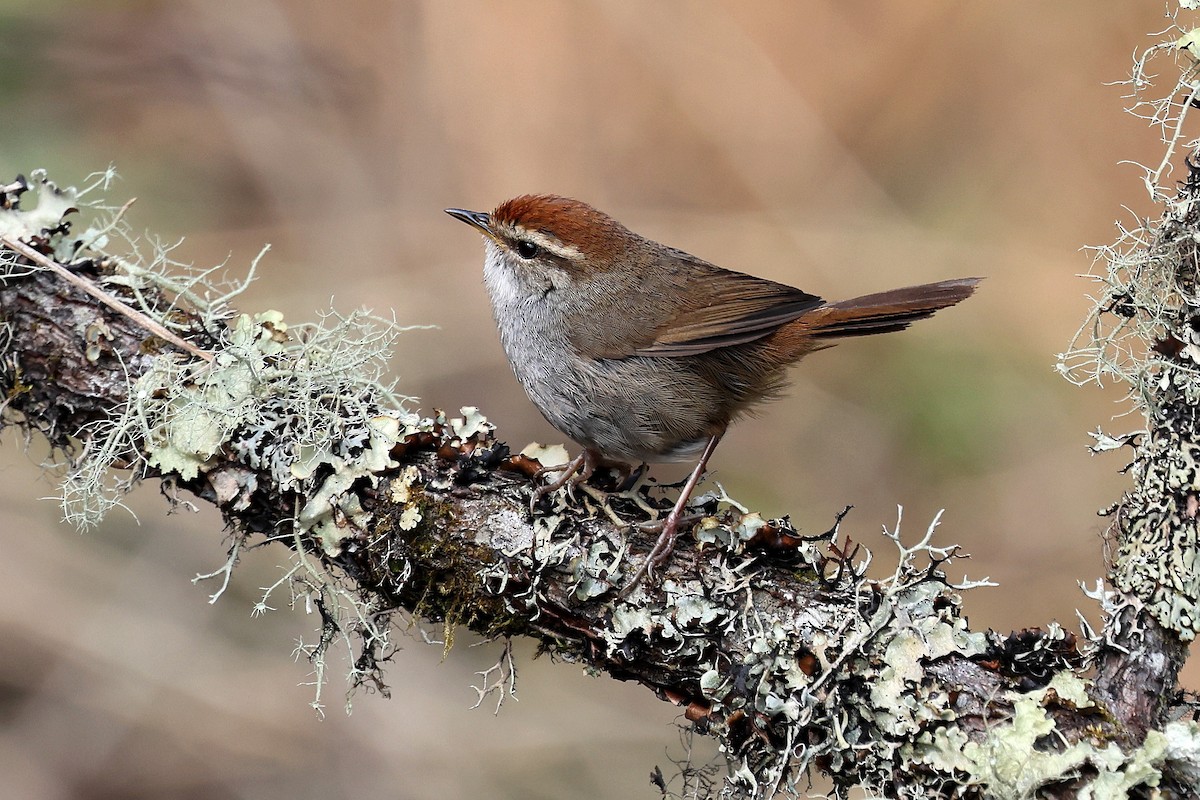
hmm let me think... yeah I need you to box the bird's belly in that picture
[504,345,714,464]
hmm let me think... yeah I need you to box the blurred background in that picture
[0,1,1185,798]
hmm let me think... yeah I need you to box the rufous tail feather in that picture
[801,277,981,339]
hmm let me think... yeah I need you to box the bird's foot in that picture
[532,450,661,524]
[530,451,592,512]
[616,502,703,598]
[576,463,662,526]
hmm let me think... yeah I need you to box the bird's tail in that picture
[799,277,981,339]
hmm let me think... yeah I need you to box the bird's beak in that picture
[445,208,496,240]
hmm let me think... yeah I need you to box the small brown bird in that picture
[448,195,978,586]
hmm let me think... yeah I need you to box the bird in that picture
[447,195,979,589]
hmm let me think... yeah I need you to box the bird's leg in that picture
[619,431,724,596]
[645,434,721,567]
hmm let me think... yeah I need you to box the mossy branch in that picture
[16,11,1200,787]
[1,169,1198,799]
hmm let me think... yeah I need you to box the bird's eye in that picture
[515,240,539,259]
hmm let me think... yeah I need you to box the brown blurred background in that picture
[0,1,1185,798]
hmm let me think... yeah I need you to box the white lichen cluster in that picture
[1057,18,1200,641]
[0,170,81,254]
[477,478,1004,797]
[31,174,421,541]
[706,512,990,797]
[491,491,1197,797]
[1,170,441,713]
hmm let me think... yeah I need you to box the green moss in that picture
[137,337,164,356]
[788,565,821,583]
[383,497,528,653]
[5,367,30,400]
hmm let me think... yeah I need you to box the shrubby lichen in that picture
[1058,37,1200,639]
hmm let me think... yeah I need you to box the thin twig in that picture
[1,235,213,362]
[77,196,137,254]
[1150,79,1200,195]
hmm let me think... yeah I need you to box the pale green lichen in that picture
[141,316,267,481]
[1046,670,1095,709]
[72,298,424,532]
[910,725,975,777]
[519,441,569,467]
[295,414,401,554]
[609,605,654,642]
[1161,720,1200,787]
[909,683,1200,798]
[947,691,1138,797]
[535,505,999,797]
[870,630,932,737]
[1176,26,1200,58]
[569,539,623,600]
[669,581,728,629]
[856,580,987,743]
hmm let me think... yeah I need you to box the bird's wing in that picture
[572,253,824,359]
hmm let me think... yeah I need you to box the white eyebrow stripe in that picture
[514,227,582,260]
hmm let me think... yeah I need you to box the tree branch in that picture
[18,11,1200,783]
[3,167,1199,798]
